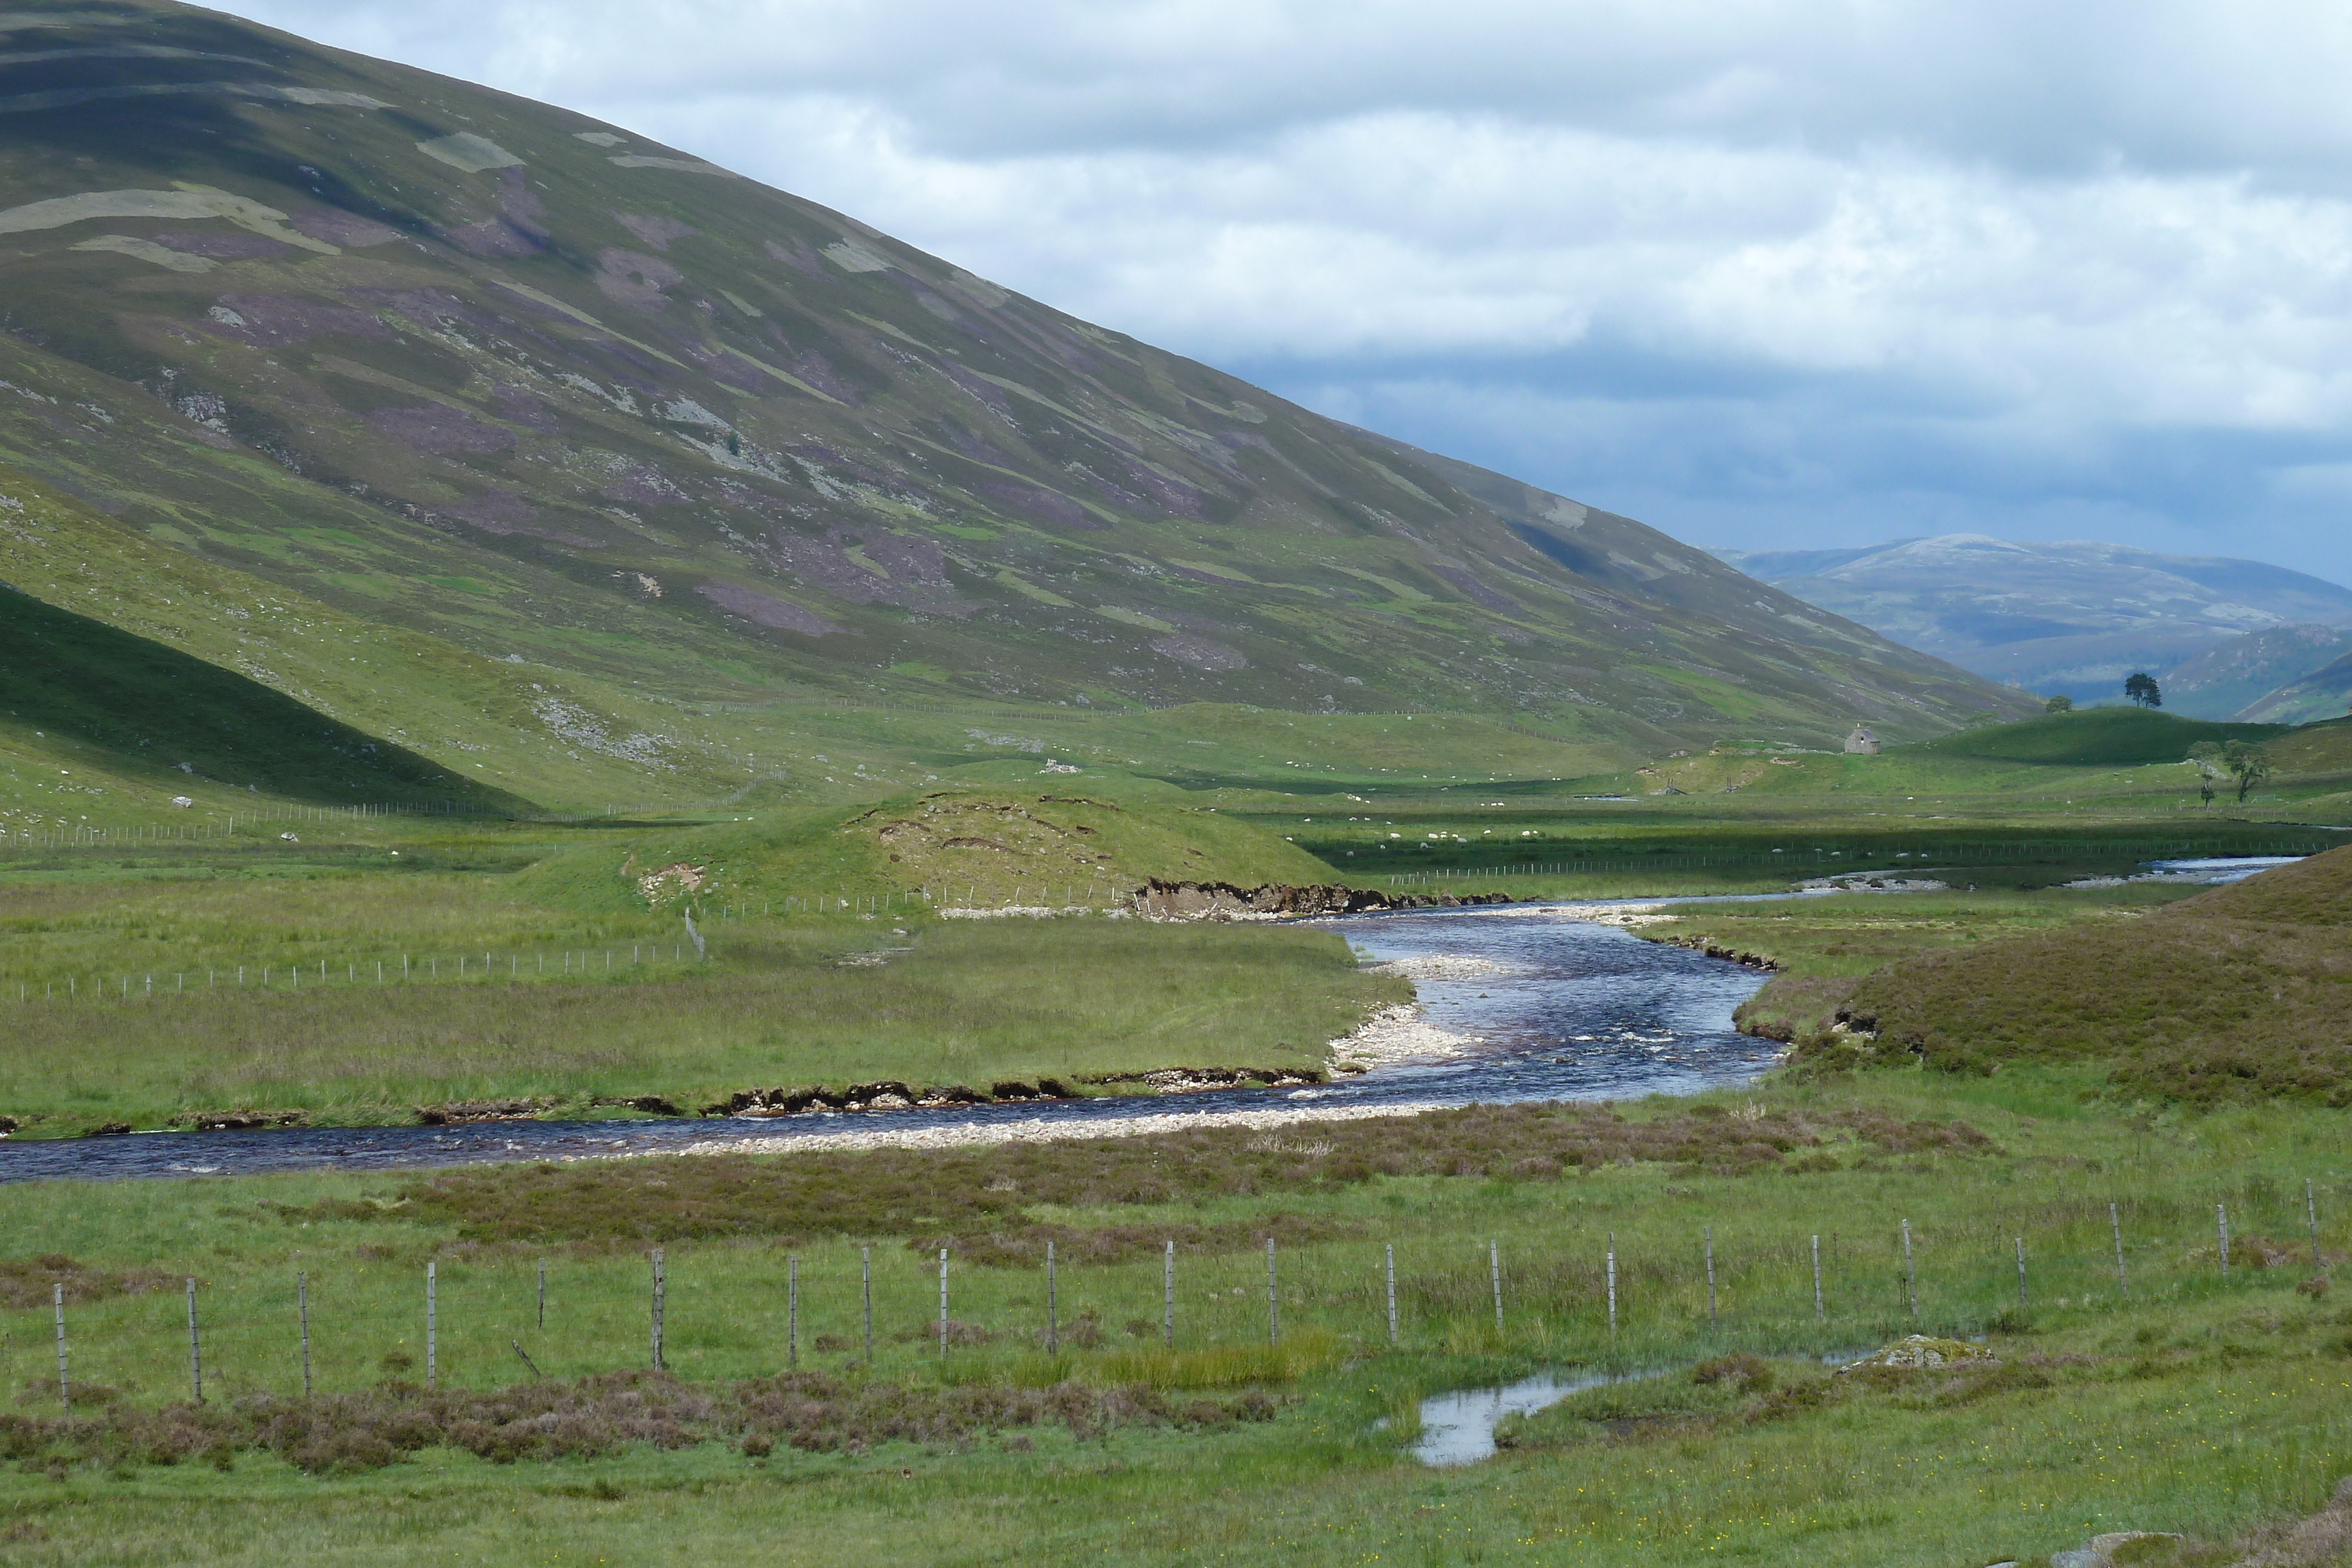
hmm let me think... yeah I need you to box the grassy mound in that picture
[1907,707,2285,767]
[1819,845,2352,1102]
[522,787,1337,913]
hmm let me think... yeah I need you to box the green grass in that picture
[0,1072,2347,1564]
[0,900,1401,1133]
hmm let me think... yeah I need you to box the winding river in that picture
[0,903,1778,1184]
[0,858,2291,1184]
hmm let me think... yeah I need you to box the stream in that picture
[0,857,2295,1184]
[0,902,1779,1183]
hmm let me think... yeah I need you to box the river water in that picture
[0,857,2294,1185]
[0,903,1781,1184]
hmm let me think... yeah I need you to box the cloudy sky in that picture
[225,1,2352,581]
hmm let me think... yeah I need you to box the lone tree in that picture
[2189,738,2271,803]
[2044,694,2074,714]
[2124,671,2163,708]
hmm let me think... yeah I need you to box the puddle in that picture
[1406,1368,1659,1466]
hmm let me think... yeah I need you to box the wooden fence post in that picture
[1606,1233,1618,1335]
[537,1258,546,1330]
[426,1261,437,1390]
[2014,1238,2028,1309]
[1489,1240,1502,1335]
[2111,1202,2128,1295]
[1163,1241,1175,1349]
[938,1249,949,1358]
[298,1271,312,1398]
[51,1282,70,1413]
[1811,1235,1823,1323]
[1385,1243,1398,1347]
[1045,1239,1059,1353]
[186,1278,202,1404]
[1266,1238,1279,1345]
[862,1247,873,1363]
[651,1249,666,1370]
[2309,1180,2323,1272]
[787,1256,799,1370]
[2218,1205,2230,1278]
[1901,1220,1917,1318]
[1704,1226,1716,1330]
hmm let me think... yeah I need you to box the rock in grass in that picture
[1838,1335,1993,1372]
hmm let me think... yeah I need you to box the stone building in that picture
[1843,724,1881,755]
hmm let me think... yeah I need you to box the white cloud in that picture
[223,1,2352,578]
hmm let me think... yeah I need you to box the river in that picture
[0,858,2291,1184]
[0,902,1780,1183]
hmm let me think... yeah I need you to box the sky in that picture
[219,1,2352,583]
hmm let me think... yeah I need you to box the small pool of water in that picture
[1408,1368,1659,1466]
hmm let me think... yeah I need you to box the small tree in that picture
[2044,694,2074,714]
[2124,671,2163,708]
[2198,777,2215,808]
[2221,740,2271,803]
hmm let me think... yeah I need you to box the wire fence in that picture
[6,1181,2332,1411]
[1372,835,2340,887]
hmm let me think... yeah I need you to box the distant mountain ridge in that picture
[2161,625,2352,721]
[1716,534,2352,704]
[0,1,2024,814]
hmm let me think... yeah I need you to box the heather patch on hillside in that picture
[1811,847,2352,1103]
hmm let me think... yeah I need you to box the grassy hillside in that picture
[0,0,2027,807]
[1907,707,2284,765]
[0,580,519,813]
[1811,845,2352,1102]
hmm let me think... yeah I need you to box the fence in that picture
[6,1181,2331,1411]
[1372,835,2340,888]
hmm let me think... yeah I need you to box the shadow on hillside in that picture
[0,585,530,813]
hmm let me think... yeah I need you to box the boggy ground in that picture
[0,1068,2346,1566]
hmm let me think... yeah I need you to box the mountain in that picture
[2234,650,2352,726]
[0,2,2026,813]
[2158,624,2352,720]
[1715,536,2352,705]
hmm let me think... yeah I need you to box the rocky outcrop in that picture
[416,1098,552,1125]
[166,1109,307,1131]
[1135,879,1514,920]
[700,1081,1043,1117]
[1653,934,1779,971]
[1081,1066,1324,1095]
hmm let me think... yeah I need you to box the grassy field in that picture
[0,1071,2345,1564]
[0,844,1402,1135]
